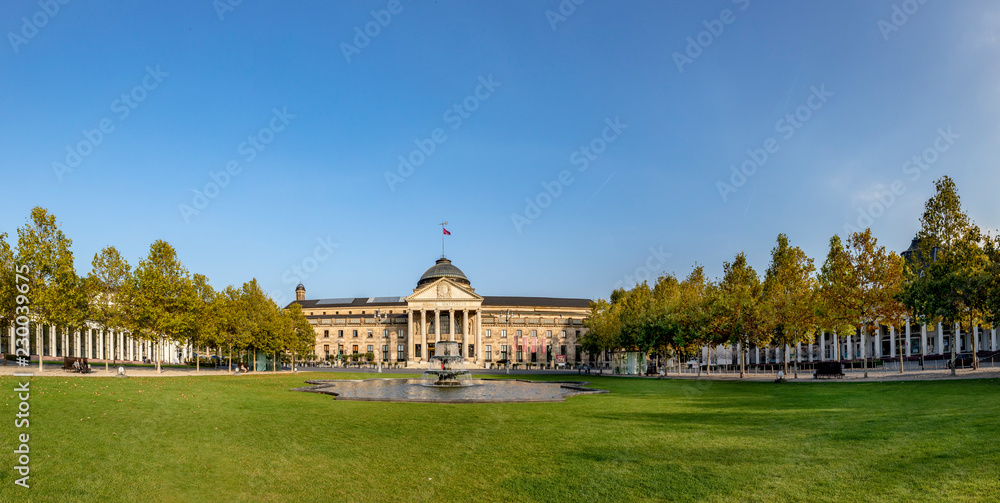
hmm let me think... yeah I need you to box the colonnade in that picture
[2,324,188,364]
[407,307,483,364]
[735,320,999,365]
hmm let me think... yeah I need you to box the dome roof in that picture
[417,258,470,288]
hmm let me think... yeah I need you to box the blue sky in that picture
[2,0,998,305]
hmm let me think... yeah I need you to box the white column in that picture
[462,309,469,357]
[992,328,997,351]
[920,324,927,356]
[846,334,853,359]
[36,324,43,369]
[796,343,802,363]
[420,310,427,361]
[407,310,414,363]
[974,325,980,354]
[753,346,759,365]
[475,309,483,365]
[833,332,839,360]
[446,309,453,342]
[434,309,441,344]
[808,342,813,362]
[49,326,56,357]
[820,331,827,361]
[937,322,944,355]
[889,326,896,358]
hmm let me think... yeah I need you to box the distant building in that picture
[288,257,592,368]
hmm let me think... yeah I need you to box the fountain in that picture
[421,341,474,387]
[291,340,608,402]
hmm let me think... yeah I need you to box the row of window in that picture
[320,343,582,363]
[321,329,583,339]
[323,329,401,339]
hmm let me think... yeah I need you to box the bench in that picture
[814,362,844,379]
[63,357,91,374]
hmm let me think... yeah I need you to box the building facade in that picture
[290,257,592,369]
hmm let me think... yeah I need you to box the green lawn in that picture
[1,373,998,502]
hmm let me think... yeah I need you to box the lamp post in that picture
[501,309,513,374]
[375,309,388,373]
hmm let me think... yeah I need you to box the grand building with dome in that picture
[289,257,593,368]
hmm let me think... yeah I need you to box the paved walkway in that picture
[2,363,998,382]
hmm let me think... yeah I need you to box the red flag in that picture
[442,228,451,235]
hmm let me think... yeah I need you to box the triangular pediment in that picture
[407,278,482,303]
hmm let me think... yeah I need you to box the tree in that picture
[616,282,657,367]
[283,303,316,369]
[128,240,198,373]
[16,208,80,371]
[819,230,907,377]
[88,246,132,372]
[716,252,767,378]
[581,297,620,366]
[674,266,715,376]
[648,273,682,373]
[214,286,249,371]
[187,273,217,372]
[0,232,15,335]
[762,234,819,378]
[237,279,284,371]
[902,176,986,374]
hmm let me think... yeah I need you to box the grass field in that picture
[1,373,998,502]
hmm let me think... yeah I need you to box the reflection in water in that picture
[292,379,607,403]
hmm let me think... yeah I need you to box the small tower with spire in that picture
[295,283,306,302]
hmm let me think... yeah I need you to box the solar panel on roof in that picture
[316,298,355,305]
[369,296,404,303]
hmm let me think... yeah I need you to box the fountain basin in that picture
[291,378,607,403]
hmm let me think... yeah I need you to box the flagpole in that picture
[439,221,448,258]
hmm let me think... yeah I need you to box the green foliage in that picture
[902,176,993,368]
[127,240,199,369]
[0,232,15,325]
[3,374,1000,501]
[15,207,85,328]
[87,246,132,334]
[761,234,819,373]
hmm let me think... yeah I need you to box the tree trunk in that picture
[705,346,711,376]
[739,340,745,379]
[228,346,232,372]
[156,338,162,373]
[862,329,869,379]
[783,346,789,376]
[971,318,979,370]
[898,326,904,374]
